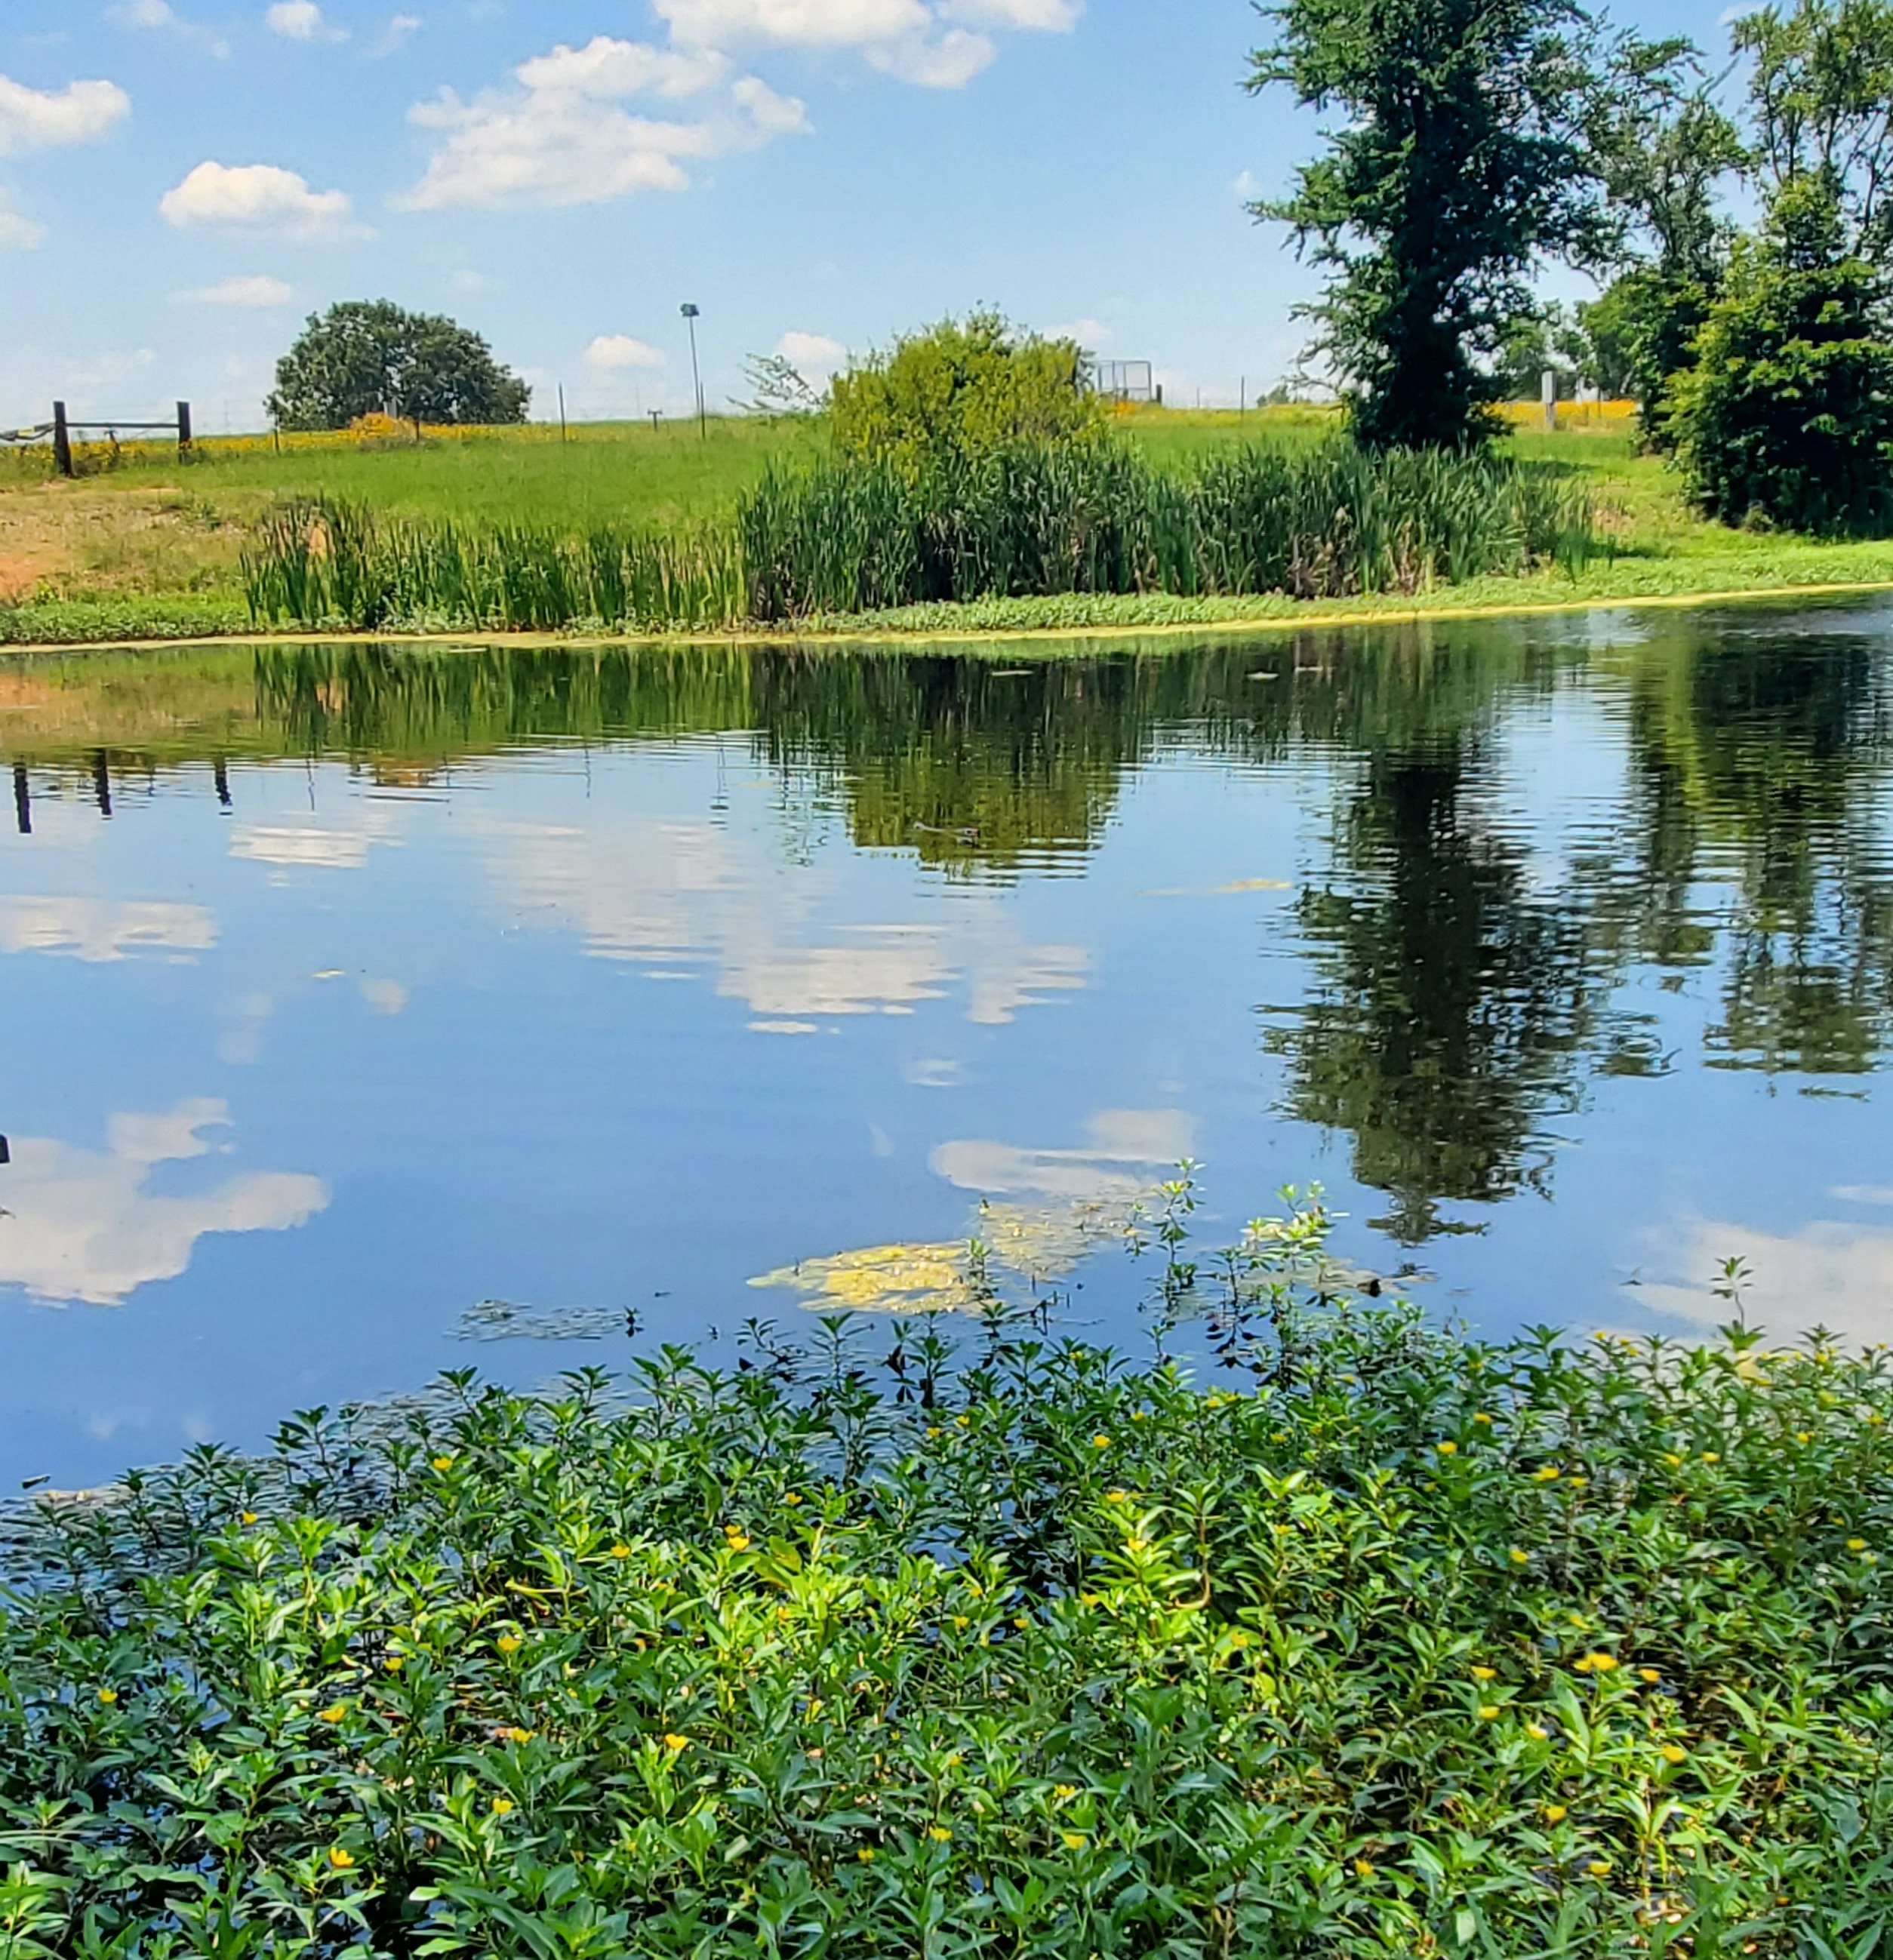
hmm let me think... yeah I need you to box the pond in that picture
[2,600,1891,1490]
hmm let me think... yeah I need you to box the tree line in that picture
[1251,0,1893,531]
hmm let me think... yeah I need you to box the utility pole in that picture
[681,303,704,438]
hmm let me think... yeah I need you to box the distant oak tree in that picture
[267,300,531,434]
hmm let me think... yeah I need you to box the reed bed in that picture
[244,441,1600,632]
[243,498,743,632]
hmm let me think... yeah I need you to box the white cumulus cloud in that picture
[399,34,807,211]
[109,0,232,58]
[654,0,1078,86]
[373,13,423,56]
[266,1,348,40]
[159,161,361,237]
[0,197,46,251]
[173,272,295,307]
[0,74,131,155]
[586,334,666,370]
[777,329,846,369]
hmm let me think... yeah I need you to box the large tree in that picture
[268,301,531,433]
[1584,42,1748,438]
[1248,0,1614,448]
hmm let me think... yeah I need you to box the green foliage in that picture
[1733,0,1893,262]
[2,1195,1891,1957]
[1247,0,1613,448]
[1582,44,1747,438]
[1670,204,1893,534]
[1581,271,1714,435]
[243,498,743,632]
[828,312,1100,472]
[1667,0,1893,522]
[740,442,1598,618]
[267,303,531,435]
[243,446,1597,631]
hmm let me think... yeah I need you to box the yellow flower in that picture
[785,1494,803,1507]
[318,1703,347,1724]
[383,1657,405,1673]
[1436,1441,1458,1456]
[1575,1653,1619,1675]
[491,1796,513,1816]
[1062,1832,1088,1850]
[1701,1452,1720,1464]
[1848,1537,1868,1552]
[1587,1860,1612,1878]
[610,1544,632,1559]
[927,1427,941,1440]
[1796,1432,1813,1445]
[1054,1785,1078,1802]
[1663,1452,1683,1468]
[927,1826,953,1843]
[1568,1477,1589,1491]
[1544,1805,1568,1824]
[1354,1858,1375,1878]
[1473,1413,1494,1426]
[431,1457,454,1472]
[98,1688,118,1706]
[1014,1616,1030,1629]
[725,1534,751,1552]
[956,1415,971,1428]
[1091,1435,1111,1449]
[507,1728,534,1745]
[1471,1666,1497,1682]
[857,1848,876,1863]
[1660,1744,1688,1765]
[1479,1705,1501,1721]
[1526,1725,1550,1741]
[1104,1490,1130,1504]
[1532,1466,1562,1483]
[663,1734,690,1752]
[1507,1548,1529,1566]
[1638,1668,1661,1684]
[497,1635,522,1656]
[328,1847,355,1869]
[242,1511,258,1525]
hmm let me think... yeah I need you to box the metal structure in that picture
[2,402,193,475]
[1089,359,1156,405]
[680,304,705,438]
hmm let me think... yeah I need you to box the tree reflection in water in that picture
[3,602,1888,1248]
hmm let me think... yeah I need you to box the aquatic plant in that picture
[242,439,1599,633]
[243,497,745,633]
[2,1196,1888,1956]
[740,440,1599,620]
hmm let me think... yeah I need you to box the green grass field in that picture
[6,406,1893,646]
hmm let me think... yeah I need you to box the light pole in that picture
[681,303,704,438]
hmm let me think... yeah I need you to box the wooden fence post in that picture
[177,401,193,461]
[52,402,73,478]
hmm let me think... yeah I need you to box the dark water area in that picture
[2,601,1891,1488]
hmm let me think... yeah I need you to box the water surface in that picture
[3,604,1891,1488]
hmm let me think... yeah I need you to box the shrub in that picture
[829,311,1100,473]
[2,1198,1889,1957]
[1668,219,1893,534]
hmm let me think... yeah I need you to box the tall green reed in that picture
[243,497,743,632]
[244,442,1599,633]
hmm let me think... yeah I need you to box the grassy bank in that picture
[8,406,1893,648]
[3,1201,1891,1956]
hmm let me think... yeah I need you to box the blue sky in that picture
[4,0,1735,432]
